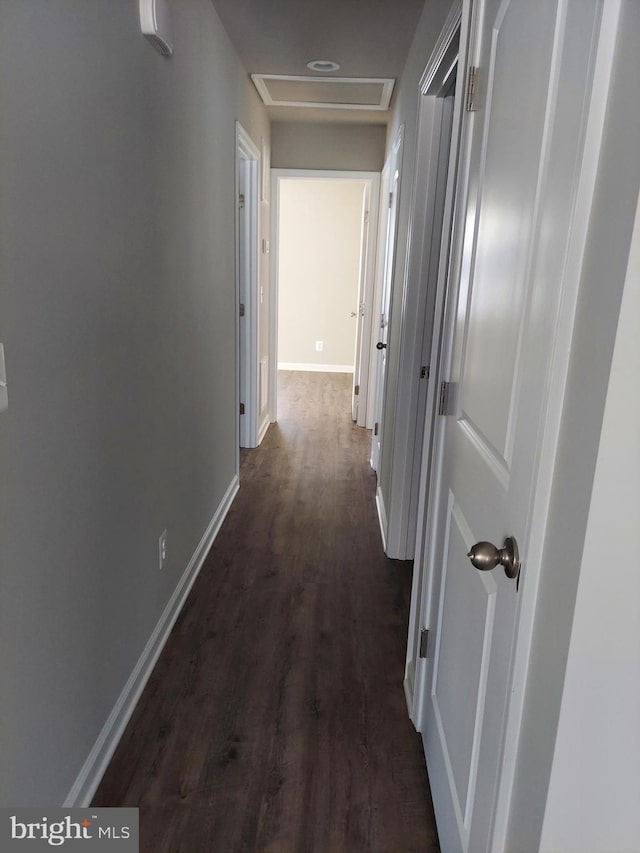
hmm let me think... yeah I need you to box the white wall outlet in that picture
[158,530,167,570]
[315,340,324,352]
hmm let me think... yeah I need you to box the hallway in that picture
[94,372,440,851]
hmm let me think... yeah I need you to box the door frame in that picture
[365,158,392,431]
[408,0,622,848]
[236,122,261,450]
[381,3,465,561]
[268,169,380,424]
[403,0,466,716]
[370,124,404,491]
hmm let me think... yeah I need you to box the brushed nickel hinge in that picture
[354,384,360,395]
[364,210,370,224]
[240,402,245,415]
[420,365,429,379]
[419,628,430,658]
[374,422,379,436]
[466,65,479,112]
[389,192,393,208]
[438,381,452,415]
[239,303,245,317]
[239,193,245,209]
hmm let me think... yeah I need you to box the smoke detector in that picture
[139,0,174,56]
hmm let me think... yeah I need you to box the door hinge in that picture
[240,402,245,415]
[466,65,479,112]
[438,381,453,415]
[239,302,245,317]
[354,384,360,395]
[389,191,393,208]
[420,365,429,379]
[374,422,379,436]
[364,210,370,224]
[419,628,430,659]
[238,192,245,209]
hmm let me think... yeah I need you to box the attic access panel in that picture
[251,74,395,111]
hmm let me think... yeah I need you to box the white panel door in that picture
[419,0,602,850]
[371,128,403,471]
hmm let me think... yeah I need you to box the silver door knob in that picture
[467,536,520,579]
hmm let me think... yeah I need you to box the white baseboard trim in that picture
[375,485,388,552]
[278,362,354,373]
[64,474,240,808]
[404,672,415,722]
[257,411,271,445]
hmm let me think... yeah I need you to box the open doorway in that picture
[270,170,380,426]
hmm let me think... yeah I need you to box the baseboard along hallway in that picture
[94,371,439,852]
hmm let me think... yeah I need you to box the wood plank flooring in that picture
[94,371,440,852]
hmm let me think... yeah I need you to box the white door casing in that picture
[410,0,608,850]
[404,3,465,717]
[382,2,465,562]
[236,123,261,449]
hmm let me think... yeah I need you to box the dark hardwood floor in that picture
[94,371,440,852]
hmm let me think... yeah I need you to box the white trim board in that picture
[375,485,388,552]
[257,412,271,445]
[64,474,240,807]
[278,363,354,373]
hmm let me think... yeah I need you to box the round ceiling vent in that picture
[306,60,340,73]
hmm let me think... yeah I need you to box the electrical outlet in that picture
[158,530,167,570]
[315,340,324,352]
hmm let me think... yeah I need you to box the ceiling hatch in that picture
[251,74,395,111]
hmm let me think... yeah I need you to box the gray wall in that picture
[0,0,268,806]
[377,0,454,543]
[271,122,386,172]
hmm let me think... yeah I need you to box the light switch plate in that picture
[0,344,7,412]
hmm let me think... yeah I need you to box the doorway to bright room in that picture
[270,171,380,428]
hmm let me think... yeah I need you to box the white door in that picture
[236,123,260,449]
[417,0,603,849]
[370,127,403,471]
[352,184,370,423]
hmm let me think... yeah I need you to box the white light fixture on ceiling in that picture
[307,60,340,73]
[139,0,174,56]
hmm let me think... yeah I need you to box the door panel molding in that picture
[431,499,497,836]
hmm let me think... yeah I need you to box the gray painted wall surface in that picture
[0,0,268,805]
[507,3,640,846]
[271,122,386,172]
[377,0,453,540]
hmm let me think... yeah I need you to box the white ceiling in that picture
[210,0,427,123]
